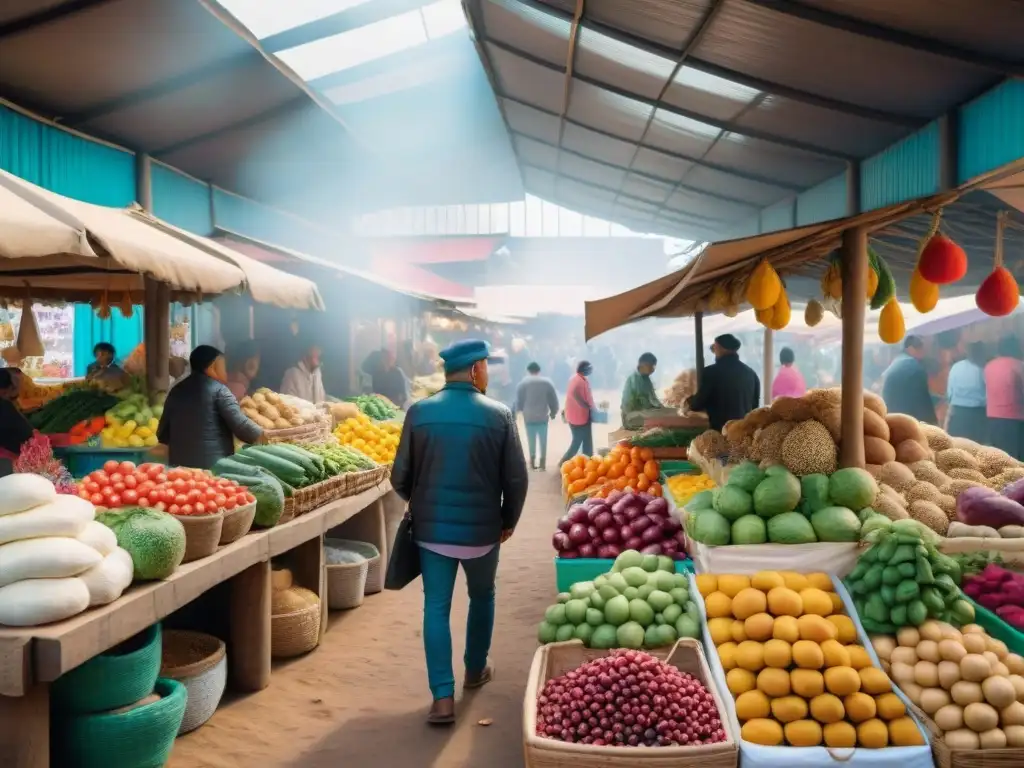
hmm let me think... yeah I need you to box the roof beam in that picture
[0,0,116,39]
[307,33,466,91]
[152,97,308,156]
[501,92,803,192]
[608,0,726,214]
[484,36,856,161]
[744,0,1024,76]
[552,0,585,198]
[503,0,922,126]
[63,52,259,125]
[260,0,437,53]
[511,130,759,209]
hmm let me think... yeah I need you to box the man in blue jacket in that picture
[391,339,529,725]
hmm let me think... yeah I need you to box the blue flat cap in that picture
[439,339,494,373]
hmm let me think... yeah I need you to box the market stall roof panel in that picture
[464,0,1021,241]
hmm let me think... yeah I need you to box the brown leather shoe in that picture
[464,665,494,690]
[427,696,455,726]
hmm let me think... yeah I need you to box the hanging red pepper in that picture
[917,210,967,284]
[976,211,1020,317]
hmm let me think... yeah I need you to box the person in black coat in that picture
[881,335,937,424]
[157,345,265,469]
[685,334,760,432]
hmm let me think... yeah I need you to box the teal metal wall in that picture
[212,187,330,255]
[796,173,847,227]
[760,199,797,234]
[860,121,941,211]
[0,105,143,375]
[151,162,212,235]
[958,80,1024,184]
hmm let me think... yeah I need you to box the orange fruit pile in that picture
[560,445,663,498]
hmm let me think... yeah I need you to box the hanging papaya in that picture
[918,233,967,284]
[756,306,774,327]
[909,268,938,312]
[820,257,842,300]
[869,249,896,310]
[804,299,825,327]
[747,259,782,310]
[878,299,906,344]
[866,261,879,300]
[768,290,791,330]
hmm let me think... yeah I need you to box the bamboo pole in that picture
[839,226,868,468]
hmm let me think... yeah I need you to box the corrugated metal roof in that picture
[464,0,1021,240]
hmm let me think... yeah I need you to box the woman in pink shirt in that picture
[771,347,807,401]
[985,337,1024,458]
[559,360,596,466]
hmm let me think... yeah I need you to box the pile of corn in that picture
[666,472,715,506]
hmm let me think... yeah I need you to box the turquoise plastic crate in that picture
[554,556,693,593]
[54,446,153,478]
[659,460,700,477]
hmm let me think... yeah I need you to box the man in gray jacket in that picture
[515,362,560,471]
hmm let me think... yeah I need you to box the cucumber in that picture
[235,448,306,486]
[212,457,263,478]
[250,444,321,478]
[219,470,293,498]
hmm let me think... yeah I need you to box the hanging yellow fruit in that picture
[746,259,782,310]
[820,259,842,300]
[768,291,791,330]
[909,268,939,313]
[878,299,906,344]
[723,304,739,318]
[755,306,774,327]
[804,299,824,327]
[708,283,729,311]
[866,261,879,300]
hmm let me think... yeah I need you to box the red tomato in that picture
[155,473,167,484]
[180,503,194,516]
[138,481,154,495]
[90,493,104,505]
[168,504,181,515]
[185,489,200,503]
[147,465,163,479]
[112,482,126,494]
[204,489,218,503]
[193,501,207,515]
[245,493,255,504]
[224,497,237,510]
[136,497,151,507]
[109,472,124,485]
[122,489,139,505]
[118,461,136,475]
[103,460,120,474]
[101,485,115,498]
[108,494,122,507]
[213,494,227,509]
[186,479,197,490]
[154,501,166,511]
[94,472,110,487]
[123,475,137,489]
[83,481,99,494]
[168,478,183,492]
[78,489,90,500]
[173,493,187,506]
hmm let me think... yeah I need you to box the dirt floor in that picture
[169,416,615,768]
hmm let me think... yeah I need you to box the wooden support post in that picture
[290,535,328,641]
[229,559,271,692]
[0,685,49,768]
[328,499,386,566]
[762,327,773,405]
[840,226,868,469]
[694,311,705,385]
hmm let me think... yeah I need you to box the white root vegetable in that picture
[947,521,1001,538]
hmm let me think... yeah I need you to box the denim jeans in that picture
[525,421,549,466]
[559,422,594,467]
[419,545,500,700]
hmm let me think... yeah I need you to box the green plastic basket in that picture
[52,624,162,714]
[55,677,187,768]
[659,460,700,477]
[966,596,1024,656]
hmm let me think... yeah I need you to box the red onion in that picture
[597,544,618,559]
[587,525,600,540]
[583,496,606,508]
[641,525,664,545]
[568,523,590,545]
[625,536,643,550]
[623,503,645,522]
[618,524,633,543]
[557,515,572,533]
[568,505,589,524]
[645,498,669,517]
[611,496,633,516]
[601,526,621,544]
[593,510,613,530]
[578,543,597,558]
[535,650,726,748]
[606,489,625,506]
[637,492,655,503]
[630,515,654,534]
[553,531,571,551]
[640,542,663,555]
[674,530,688,546]
[560,549,579,559]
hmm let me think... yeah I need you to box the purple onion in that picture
[674,530,688,546]
[560,549,579,559]
[587,525,600,540]
[568,505,589,524]
[606,490,625,506]
[578,543,597,558]
[593,511,613,530]
[601,526,621,544]
[638,492,654,504]
[625,536,643,550]
[557,515,572,533]
[640,543,663,555]
[645,498,669,517]
[583,496,606,509]
[630,515,654,534]
[568,523,590,545]
[553,531,571,551]
[641,525,663,545]
[597,544,618,559]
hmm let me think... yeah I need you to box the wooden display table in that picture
[0,483,395,768]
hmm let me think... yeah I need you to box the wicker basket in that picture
[908,698,1024,768]
[327,538,382,594]
[218,499,256,545]
[523,639,738,768]
[160,630,227,735]
[280,474,348,520]
[346,465,387,495]
[52,624,162,715]
[325,558,369,610]
[263,419,329,446]
[271,601,321,658]
[172,511,224,562]
[54,677,187,768]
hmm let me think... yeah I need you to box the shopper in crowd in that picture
[946,341,989,443]
[372,348,410,407]
[882,336,937,424]
[560,360,597,465]
[0,369,33,477]
[515,361,559,471]
[985,337,1024,458]
[85,342,130,390]
[225,340,261,401]
[686,334,760,432]
[390,339,528,726]
[157,345,264,469]
[620,352,664,429]
[280,337,326,404]
[771,347,807,401]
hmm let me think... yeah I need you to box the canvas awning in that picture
[584,159,1024,339]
